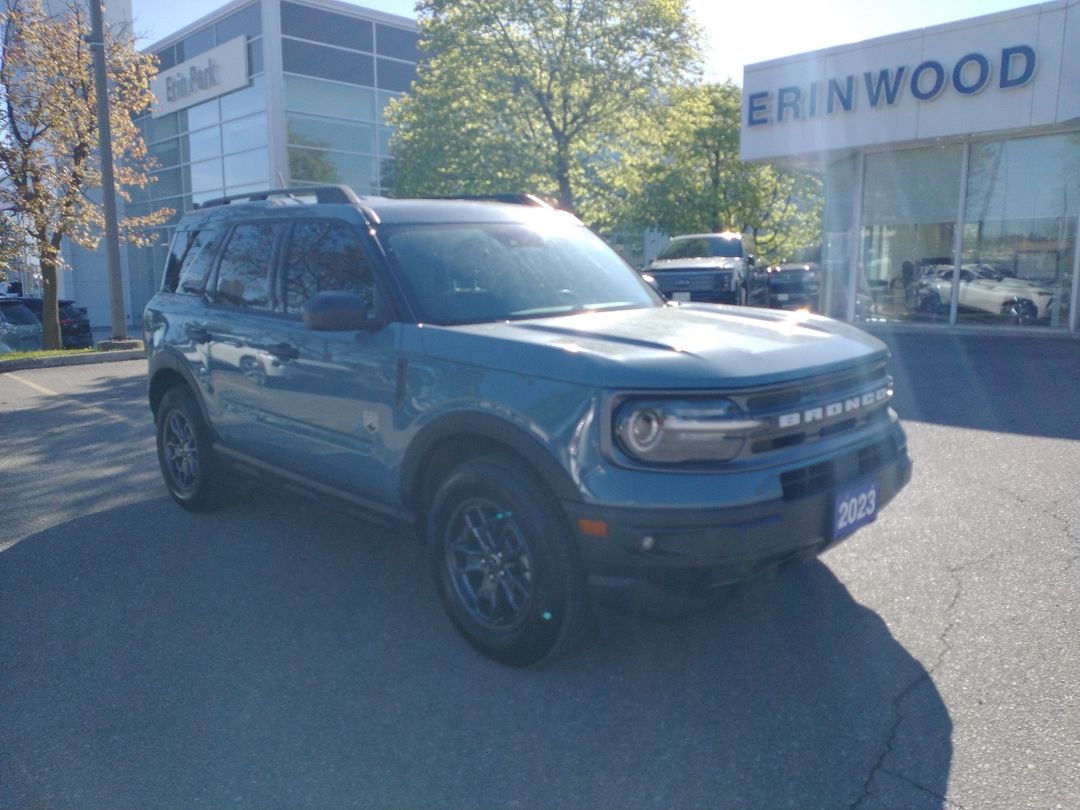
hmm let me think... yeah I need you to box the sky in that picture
[131,0,1039,84]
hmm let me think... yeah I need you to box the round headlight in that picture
[620,408,664,455]
[614,398,763,463]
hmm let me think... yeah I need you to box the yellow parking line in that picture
[6,372,142,427]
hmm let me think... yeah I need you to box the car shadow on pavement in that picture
[0,490,952,810]
[875,330,1080,440]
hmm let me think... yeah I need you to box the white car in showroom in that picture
[913,264,1057,323]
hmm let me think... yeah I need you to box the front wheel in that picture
[1001,297,1037,325]
[428,454,589,666]
[155,386,225,511]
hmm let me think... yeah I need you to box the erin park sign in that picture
[150,37,249,118]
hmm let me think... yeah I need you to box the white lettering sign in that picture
[151,36,249,118]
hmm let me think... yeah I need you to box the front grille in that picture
[744,362,887,411]
[736,361,893,456]
[780,461,832,501]
[654,271,731,293]
[781,437,899,501]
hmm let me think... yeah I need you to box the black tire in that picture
[155,386,226,512]
[428,454,589,666]
[1001,297,1037,325]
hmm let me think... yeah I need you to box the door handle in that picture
[185,325,211,343]
[266,342,299,361]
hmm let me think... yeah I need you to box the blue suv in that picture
[144,186,911,665]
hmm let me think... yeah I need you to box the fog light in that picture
[642,535,655,551]
[577,518,609,538]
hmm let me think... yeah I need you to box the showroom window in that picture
[857,145,964,324]
[961,134,1078,329]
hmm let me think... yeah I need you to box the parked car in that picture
[145,186,911,666]
[18,297,93,348]
[766,246,821,311]
[643,231,765,306]
[912,264,1055,323]
[0,299,44,352]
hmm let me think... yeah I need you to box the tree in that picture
[386,0,701,229]
[286,127,344,185]
[633,82,823,261]
[0,0,169,349]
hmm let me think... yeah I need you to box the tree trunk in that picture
[38,242,62,351]
[555,144,575,214]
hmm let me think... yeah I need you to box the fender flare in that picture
[148,349,212,427]
[400,411,582,510]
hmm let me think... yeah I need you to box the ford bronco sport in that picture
[145,186,911,666]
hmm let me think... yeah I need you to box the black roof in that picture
[185,185,577,229]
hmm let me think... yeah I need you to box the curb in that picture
[0,348,146,373]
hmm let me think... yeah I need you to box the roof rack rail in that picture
[195,184,362,209]
[435,193,554,209]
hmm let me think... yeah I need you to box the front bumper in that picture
[563,442,911,593]
[660,289,739,305]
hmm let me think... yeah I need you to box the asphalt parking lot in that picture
[0,329,1077,809]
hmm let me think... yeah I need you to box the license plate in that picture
[672,291,691,301]
[833,479,880,539]
[776,293,790,301]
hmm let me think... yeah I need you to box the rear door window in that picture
[174,228,225,295]
[212,223,283,310]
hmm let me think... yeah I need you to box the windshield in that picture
[383,220,660,325]
[657,236,743,260]
[0,303,40,326]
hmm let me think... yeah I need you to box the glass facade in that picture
[280,0,415,195]
[125,0,417,322]
[821,131,1080,332]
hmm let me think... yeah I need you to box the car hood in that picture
[773,263,819,276]
[647,257,740,272]
[419,304,888,389]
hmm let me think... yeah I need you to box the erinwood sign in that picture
[745,46,1036,127]
[150,36,249,118]
[740,3,1080,161]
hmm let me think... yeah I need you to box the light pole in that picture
[87,0,128,341]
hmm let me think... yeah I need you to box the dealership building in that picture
[741,0,1080,333]
[37,0,1080,335]
[42,0,417,330]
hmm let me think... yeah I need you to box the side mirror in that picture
[746,254,756,266]
[302,291,377,331]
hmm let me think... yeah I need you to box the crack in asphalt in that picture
[849,552,993,809]
[1058,511,1080,573]
[879,766,969,809]
[972,479,1080,573]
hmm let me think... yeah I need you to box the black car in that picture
[0,299,44,351]
[19,297,93,349]
[766,246,822,311]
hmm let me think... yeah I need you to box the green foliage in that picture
[386,0,702,229]
[631,82,823,262]
[287,128,344,184]
[0,0,168,348]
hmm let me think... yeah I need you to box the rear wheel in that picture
[155,386,225,511]
[428,454,589,666]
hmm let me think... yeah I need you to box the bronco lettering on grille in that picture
[777,386,890,428]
